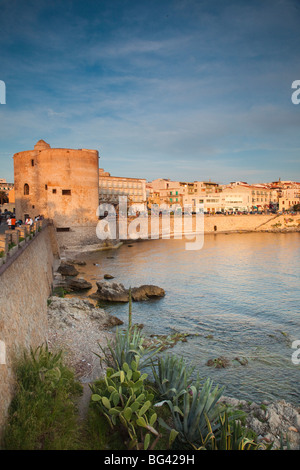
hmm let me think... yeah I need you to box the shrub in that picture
[194,412,273,450]
[3,344,82,450]
[97,324,162,371]
[151,354,195,400]
[90,359,161,450]
[158,378,224,447]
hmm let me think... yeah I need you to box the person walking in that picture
[7,216,11,230]
[11,215,16,230]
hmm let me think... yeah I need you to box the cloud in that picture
[0,0,300,183]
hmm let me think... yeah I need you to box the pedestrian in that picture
[7,217,11,229]
[11,215,16,230]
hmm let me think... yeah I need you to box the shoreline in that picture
[47,294,300,450]
[63,226,300,257]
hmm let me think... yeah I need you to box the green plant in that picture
[52,286,67,298]
[3,344,82,450]
[97,324,162,371]
[0,250,4,258]
[151,354,195,400]
[193,412,273,450]
[8,242,16,250]
[90,359,162,450]
[159,378,224,447]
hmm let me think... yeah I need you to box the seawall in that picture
[122,214,297,240]
[0,224,57,436]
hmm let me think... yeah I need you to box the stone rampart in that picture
[0,223,57,437]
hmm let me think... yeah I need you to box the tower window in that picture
[45,184,48,190]
[24,183,29,195]
[62,189,71,195]
[52,189,57,194]
[31,159,34,166]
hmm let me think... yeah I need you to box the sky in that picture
[0,0,300,184]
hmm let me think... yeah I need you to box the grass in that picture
[2,344,83,450]
[1,342,172,451]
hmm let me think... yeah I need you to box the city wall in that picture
[0,224,57,436]
[122,214,279,241]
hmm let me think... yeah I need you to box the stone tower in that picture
[13,140,99,231]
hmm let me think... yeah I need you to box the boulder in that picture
[93,281,165,302]
[66,258,87,266]
[104,274,114,279]
[47,296,123,330]
[131,285,165,301]
[95,281,129,302]
[57,262,79,277]
[65,277,92,291]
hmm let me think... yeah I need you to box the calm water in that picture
[72,232,300,405]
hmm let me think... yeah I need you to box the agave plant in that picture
[194,412,274,450]
[96,324,162,371]
[151,354,195,400]
[158,378,224,447]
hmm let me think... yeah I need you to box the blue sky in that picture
[0,0,300,183]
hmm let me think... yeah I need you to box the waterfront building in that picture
[278,188,300,211]
[99,168,146,211]
[148,179,221,212]
[0,180,15,213]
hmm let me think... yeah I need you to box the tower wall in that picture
[14,141,99,228]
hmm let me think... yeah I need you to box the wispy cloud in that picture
[0,0,300,183]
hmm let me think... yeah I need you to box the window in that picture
[31,159,34,166]
[56,227,70,232]
[24,183,29,195]
[62,189,71,195]
[45,184,48,190]
[52,189,56,194]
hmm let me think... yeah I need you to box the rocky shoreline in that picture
[47,295,300,450]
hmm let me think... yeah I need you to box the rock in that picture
[65,277,92,291]
[47,296,123,329]
[93,281,165,302]
[47,296,123,383]
[66,259,87,266]
[206,356,230,368]
[94,281,129,302]
[218,396,300,450]
[57,262,79,277]
[131,285,165,301]
[104,274,114,279]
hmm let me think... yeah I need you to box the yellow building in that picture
[278,188,300,211]
[99,168,146,209]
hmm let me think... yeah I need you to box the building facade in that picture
[99,168,146,211]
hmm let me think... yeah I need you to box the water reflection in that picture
[73,232,300,404]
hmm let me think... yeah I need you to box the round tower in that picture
[13,140,99,228]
